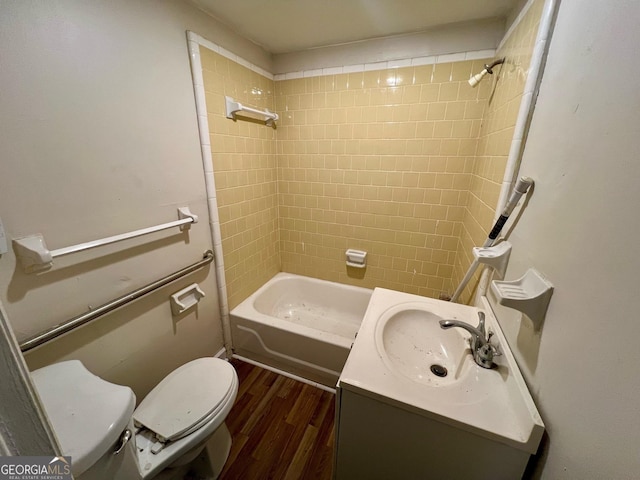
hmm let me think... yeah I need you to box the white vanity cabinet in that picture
[334,288,544,480]
[334,385,532,480]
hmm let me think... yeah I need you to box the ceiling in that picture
[188,0,521,54]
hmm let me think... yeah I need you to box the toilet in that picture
[31,357,239,480]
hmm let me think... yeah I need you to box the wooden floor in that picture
[219,359,335,480]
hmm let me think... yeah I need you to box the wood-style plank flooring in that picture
[219,359,335,480]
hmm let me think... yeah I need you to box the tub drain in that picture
[430,364,448,377]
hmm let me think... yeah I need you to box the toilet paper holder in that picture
[170,283,205,316]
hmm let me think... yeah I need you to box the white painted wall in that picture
[486,0,640,477]
[272,18,504,74]
[0,0,270,400]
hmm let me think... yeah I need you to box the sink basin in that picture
[376,304,471,386]
[339,287,545,455]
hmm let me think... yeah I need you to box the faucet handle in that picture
[476,311,486,334]
[476,342,499,368]
[486,331,502,356]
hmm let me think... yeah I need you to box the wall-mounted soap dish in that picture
[473,241,512,279]
[346,249,367,268]
[491,268,553,329]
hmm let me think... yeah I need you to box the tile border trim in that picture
[189,31,495,80]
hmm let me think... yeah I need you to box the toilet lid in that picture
[133,358,235,442]
[31,360,136,477]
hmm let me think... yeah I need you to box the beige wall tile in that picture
[201,47,280,309]
[203,5,543,306]
[452,0,546,304]
[275,60,489,297]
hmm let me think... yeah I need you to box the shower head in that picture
[468,58,505,88]
[468,69,490,87]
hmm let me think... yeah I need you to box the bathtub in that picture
[230,273,373,387]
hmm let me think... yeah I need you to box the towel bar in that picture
[13,207,198,273]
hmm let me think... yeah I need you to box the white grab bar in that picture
[19,250,214,352]
[13,207,198,273]
[225,96,278,125]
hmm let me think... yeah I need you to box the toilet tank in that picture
[31,360,136,478]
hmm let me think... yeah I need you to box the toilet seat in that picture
[133,358,235,443]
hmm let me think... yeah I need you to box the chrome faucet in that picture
[439,312,500,369]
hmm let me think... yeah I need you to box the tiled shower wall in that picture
[200,47,280,309]
[452,0,546,303]
[201,0,544,307]
[276,62,493,297]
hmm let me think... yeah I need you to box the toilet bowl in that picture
[31,357,238,480]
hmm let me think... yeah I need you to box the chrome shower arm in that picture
[485,58,505,74]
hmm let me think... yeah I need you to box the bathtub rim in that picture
[230,272,373,350]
